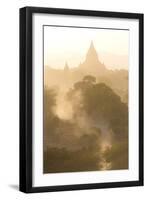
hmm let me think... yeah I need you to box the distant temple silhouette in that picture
[45,41,106,75]
[44,40,128,103]
[44,41,128,102]
[64,62,69,72]
[44,41,108,88]
[79,41,106,75]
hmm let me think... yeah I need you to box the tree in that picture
[69,76,128,142]
[83,75,96,84]
[44,75,128,172]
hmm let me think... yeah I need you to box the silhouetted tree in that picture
[83,75,96,84]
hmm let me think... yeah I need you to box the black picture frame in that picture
[19,6,144,193]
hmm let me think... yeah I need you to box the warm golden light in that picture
[44,26,129,69]
[43,26,129,174]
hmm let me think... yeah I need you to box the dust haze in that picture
[43,37,128,173]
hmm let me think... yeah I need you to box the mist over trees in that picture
[44,75,128,173]
[43,41,128,173]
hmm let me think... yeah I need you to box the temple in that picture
[79,41,106,75]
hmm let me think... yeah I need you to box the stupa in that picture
[79,41,106,75]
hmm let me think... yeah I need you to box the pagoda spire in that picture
[90,40,94,49]
[79,41,106,75]
[64,61,69,72]
[85,40,99,63]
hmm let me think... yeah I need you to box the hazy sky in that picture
[44,26,129,69]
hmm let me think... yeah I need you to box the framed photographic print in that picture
[19,7,144,193]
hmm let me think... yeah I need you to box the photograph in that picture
[19,7,143,193]
[43,26,129,173]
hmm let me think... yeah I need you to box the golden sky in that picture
[44,26,129,69]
